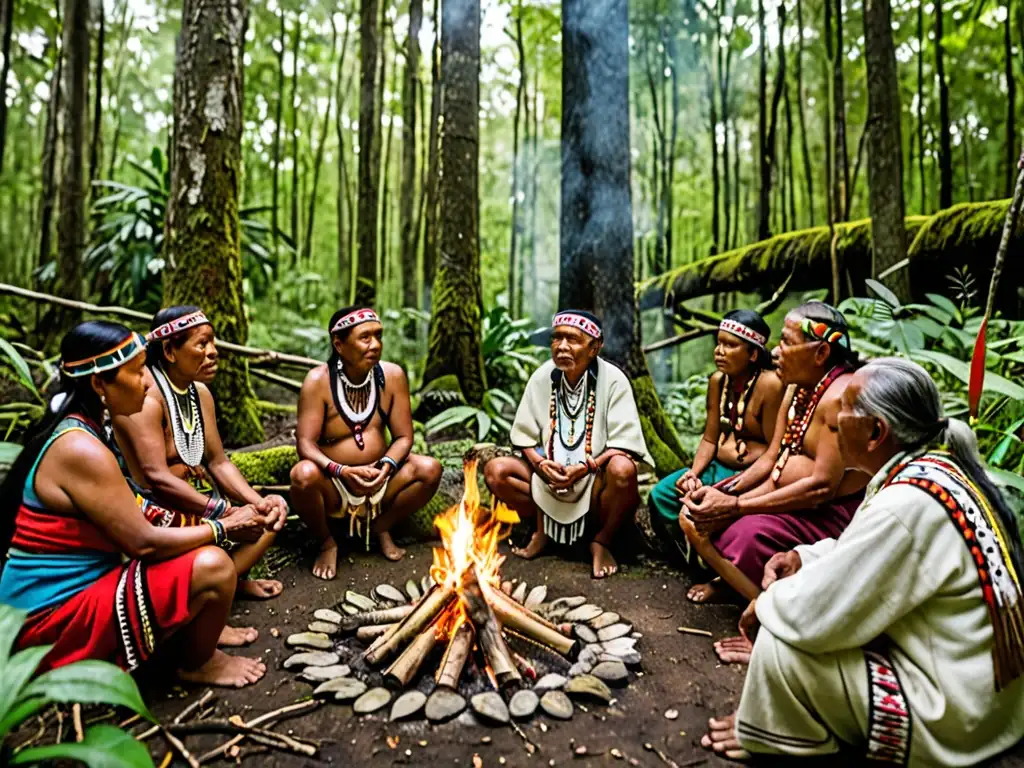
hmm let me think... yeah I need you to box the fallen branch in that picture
[677,626,713,638]
[175,690,215,724]
[169,719,318,757]
[196,699,322,764]
[160,726,201,768]
[642,327,715,354]
[71,704,84,743]
[0,283,320,369]
[251,368,304,392]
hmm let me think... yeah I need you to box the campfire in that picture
[284,462,640,724]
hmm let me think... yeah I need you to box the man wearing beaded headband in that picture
[112,306,288,648]
[680,302,867,653]
[485,310,653,578]
[289,306,442,578]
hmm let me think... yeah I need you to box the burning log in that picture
[385,617,442,689]
[461,567,521,689]
[364,584,456,665]
[356,623,396,642]
[486,584,579,659]
[340,604,415,632]
[436,620,475,689]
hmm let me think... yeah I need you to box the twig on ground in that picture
[175,690,216,724]
[196,699,322,764]
[508,719,538,754]
[644,742,681,768]
[157,752,173,768]
[71,704,84,742]
[119,713,143,729]
[677,626,713,638]
[161,726,201,768]
[84,709,117,726]
[55,709,64,744]
[169,718,318,755]
[12,715,49,752]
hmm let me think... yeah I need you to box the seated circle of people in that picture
[111,306,288,648]
[648,309,784,566]
[485,310,653,579]
[289,306,442,579]
[0,321,270,687]
[701,357,1024,765]
[679,301,867,625]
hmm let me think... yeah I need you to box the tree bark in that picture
[863,0,910,297]
[164,0,262,446]
[420,0,442,309]
[105,1,131,180]
[917,0,926,212]
[289,16,301,252]
[400,0,423,322]
[423,0,487,405]
[356,0,381,306]
[832,0,850,220]
[271,8,284,266]
[764,0,787,236]
[707,64,720,253]
[89,0,105,190]
[57,0,89,304]
[378,17,394,299]
[336,35,355,301]
[507,5,525,316]
[0,0,13,176]
[731,118,740,248]
[38,27,62,271]
[756,0,770,241]
[936,0,952,209]
[795,0,814,225]
[1005,0,1017,198]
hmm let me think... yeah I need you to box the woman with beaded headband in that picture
[648,309,784,575]
[111,306,288,649]
[681,302,868,662]
[485,310,653,579]
[0,321,270,687]
[289,306,441,579]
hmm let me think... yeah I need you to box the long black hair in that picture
[0,321,133,560]
[147,305,205,368]
[722,308,773,369]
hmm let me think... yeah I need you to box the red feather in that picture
[968,316,988,420]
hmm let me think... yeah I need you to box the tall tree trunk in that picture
[784,82,796,228]
[795,0,814,225]
[420,0,441,309]
[756,0,770,240]
[400,0,422,321]
[1006,0,1017,198]
[289,16,301,252]
[717,0,733,249]
[823,10,835,226]
[355,0,381,306]
[526,60,540,309]
[105,1,130,180]
[336,33,355,301]
[643,31,667,273]
[666,29,679,267]
[423,0,487,405]
[731,119,740,247]
[833,0,850,220]
[164,0,262,446]
[0,0,13,175]
[57,0,89,305]
[917,0,925,212]
[271,8,284,268]
[707,66,720,253]
[507,4,525,316]
[377,17,394,300]
[863,0,910,297]
[89,0,105,190]
[962,119,973,201]
[762,0,787,239]
[38,30,63,271]
[936,0,952,208]
[301,18,342,263]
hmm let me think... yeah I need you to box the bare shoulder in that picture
[824,371,856,403]
[380,361,409,388]
[302,363,331,391]
[53,429,119,475]
[195,381,215,406]
[756,369,784,396]
[708,370,724,391]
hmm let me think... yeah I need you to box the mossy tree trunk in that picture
[423,0,487,406]
[355,0,381,306]
[399,0,423,326]
[560,0,686,476]
[863,0,910,299]
[164,0,263,447]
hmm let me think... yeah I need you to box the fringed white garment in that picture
[509,358,653,545]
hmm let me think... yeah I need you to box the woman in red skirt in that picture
[0,321,269,687]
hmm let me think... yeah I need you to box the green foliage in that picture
[425,388,518,442]
[658,372,710,459]
[0,339,49,440]
[0,605,154,767]
[480,305,547,394]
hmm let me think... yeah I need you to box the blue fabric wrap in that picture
[0,548,121,614]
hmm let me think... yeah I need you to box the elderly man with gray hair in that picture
[702,357,1024,765]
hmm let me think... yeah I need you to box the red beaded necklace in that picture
[771,365,848,482]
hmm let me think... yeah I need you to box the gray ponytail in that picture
[853,357,1024,573]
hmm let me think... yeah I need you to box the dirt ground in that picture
[139,541,1024,767]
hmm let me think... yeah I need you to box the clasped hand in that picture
[680,486,741,536]
[340,462,392,496]
[537,458,593,492]
[221,504,270,542]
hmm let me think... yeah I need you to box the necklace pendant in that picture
[354,425,365,449]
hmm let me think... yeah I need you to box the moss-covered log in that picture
[230,445,298,486]
[638,200,1024,314]
[163,0,263,447]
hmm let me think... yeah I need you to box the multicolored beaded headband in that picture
[552,312,602,340]
[331,308,381,334]
[800,317,851,349]
[61,332,147,378]
[147,310,211,342]
[719,319,767,349]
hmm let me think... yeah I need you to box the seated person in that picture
[112,306,288,646]
[702,358,1024,765]
[681,301,866,616]
[289,307,442,579]
[0,321,269,687]
[485,310,653,579]
[648,309,783,567]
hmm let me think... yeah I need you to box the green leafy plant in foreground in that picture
[0,338,52,455]
[0,604,155,767]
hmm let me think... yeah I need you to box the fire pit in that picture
[282,463,642,724]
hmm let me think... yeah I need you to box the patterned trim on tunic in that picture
[114,560,156,672]
[865,649,912,764]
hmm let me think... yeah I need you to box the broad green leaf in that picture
[425,405,482,435]
[911,350,1024,400]
[909,317,947,339]
[0,697,48,741]
[21,660,154,721]
[906,302,953,325]
[926,293,961,322]
[0,604,29,668]
[991,467,1024,496]
[0,645,51,740]
[866,279,902,309]
[989,417,1024,467]
[476,411,493,441]
[0,338,40,398]
[12,724,155,768]
[0,441,23,466]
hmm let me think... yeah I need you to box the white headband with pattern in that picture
[331,308,381,334]
[552,312,602,340]
[719,318,767,349]
[147,310,211,342]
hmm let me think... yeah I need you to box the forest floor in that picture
[140,541,1024,767]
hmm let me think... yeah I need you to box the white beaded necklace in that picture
[151,363,205,468]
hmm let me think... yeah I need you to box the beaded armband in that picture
[204,497,228,520]
[204,519,227,547]
[326,461,346,479]
[378,456,399,475]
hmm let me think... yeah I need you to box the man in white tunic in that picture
[485,310,653,578]
[702,357,1024,765]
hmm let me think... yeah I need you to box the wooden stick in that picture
[677,626,713,638]
[462,567,521,688]
[175,690,215,724]
[250,368,303,392]
[364,585,455,664]
[341,603,416,632]
[642,327,715,354]
[436,619,474,689]
[384,617,442,689]
[71,704,84,743]
[160,726,201,768]
[169,720,318,756]
[197,699,321,764]
[486,584,578,658]
[356,622,396,642]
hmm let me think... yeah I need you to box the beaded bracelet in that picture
[205,497,228,520]
[204,519,227,547]
[326,461,346,478]
[378,456,399,474]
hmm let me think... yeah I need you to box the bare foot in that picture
[512,531,549,560]
[312,538,338,580]
[218,625,258,647]
[714,636,753,665]
[687,577,728,604]
[178,649,267,688]
[236,578,283,600]
[378,531,406,562]
[591,542,618,579]
[700,713,751,760]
